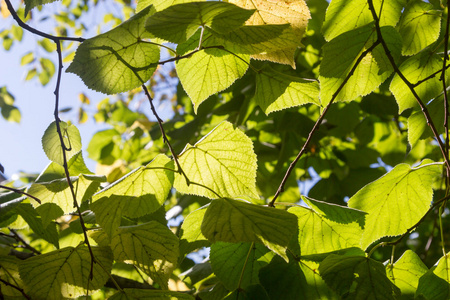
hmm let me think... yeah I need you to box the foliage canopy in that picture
[2,0,450,299]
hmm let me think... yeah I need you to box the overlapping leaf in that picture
[229,0,310,67]
[348,160,441,249]
[137,0,201,13]
[201,198,297,259]
[210,242,273,290]
[19,245,113,299]
[0,255,24,298]
[176,32,249,112]
[179,206,210,256]
[109,289,195,300]
[322,0,404,41]
[416,253,450,300]
[320,24,401,105]
[255,65,320,114]
[386,250,428,297]
[42,121,82,166]
[174,121,258,199]
[390,52,447,113]
[397,0,441,56]
[145,1,254,43]
[91,155,174,237]
[91,221,178,288]
[67,6,159,94]
[319,255,401,299]
[289,197,366,255]
[408,96,444,147]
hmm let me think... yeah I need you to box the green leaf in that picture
[386,250,428,298]
[28,174,103,221]
[390,52,447,113]
[319,25,402,105]
[91,155,174,238]
[0,256,24,298]
[210,242,273,290]
[20,52,34,65]
[176,32,249,112]
[42,120,82,166]
[145,1,254,43]
[67,6,160,94]
[24,0,60,16]
[397,0,441,56]
[348,160,441,249]
[0,104,21,123]
[19,245,113,299]
[299,259,339,299]
[319,255,401,299]
[322,0,404,41]
[91,222,179,288]
[254,65,320,114]
[288,197,366,255]
[408,96,445,147]
[416,253,450,300]
[174,121,258,199]
[201,198,297,259]
[179,206,210,257]
[110,289,195,300]
[86,128,120,162]
[15,203,59,248]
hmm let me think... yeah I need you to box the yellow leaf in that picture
[229,0,310,67]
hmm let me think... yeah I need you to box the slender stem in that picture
[0,184,41,204]
[9,229,41,255]
[368,242,385,258]
[141,84,190,185]
[367,0,450,171]
[4,0,84,43]
[0,278,31,300]
[269,40,380,207]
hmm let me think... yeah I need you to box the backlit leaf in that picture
[91,155,174,237]
[110,289,195,300]
[229,0,310,67]
[145,1,254,43]
[416,253,450,300]
[210,242,273,290]
[397,0,441,56]
[322,0,404,41]
[390,52,447,113]
[176,32,249,112]
[319,25,401,105]
[289,197,366,255]
[91,222,178,288]
[179,206,210,256]
[42,120,82,166]
[319,255,401,299]
[0,256,24,298]
[255,65,320,114]
[19,245,113,299]
[67,6,159,94]
[174,121,258,199]
[348,160,441,249]
[201,198,297,259]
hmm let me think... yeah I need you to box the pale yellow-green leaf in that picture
[229,0,310,67]
[41,121,82,166]
[179,206,210,256]
[0,255,24,298]
[19,245,113,300]
[174,121,258,199]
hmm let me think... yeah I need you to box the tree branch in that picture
[0,185,41,204]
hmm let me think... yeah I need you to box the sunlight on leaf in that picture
[0,256,24,298]
[348,160,442,249]
[109,288,195,300]
[19,245,113,299]
[42,120,82,166]
[201,198,297,260]
[408,96,444,147]
[416,253,450,299]
[179,206,210,257]
[67,6,159,94]
[174,121,258,199]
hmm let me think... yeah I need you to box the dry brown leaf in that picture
[229,0,310,67]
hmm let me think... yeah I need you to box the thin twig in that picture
[141,84,190,185]
[268,40,381,207]
[0,278,31,300]
[367,0,450,171]
[4,0,84,43]
[9,229,41,255]
[0,185,41,204]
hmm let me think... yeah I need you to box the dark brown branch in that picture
[141,84,190,185]
[9,229,41,255]
[0,278,31,300]
[367,0,450,171]
[268,40,381,207]
[4,0,85,43]
[442,0,450,187]
[0,185,41,204]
